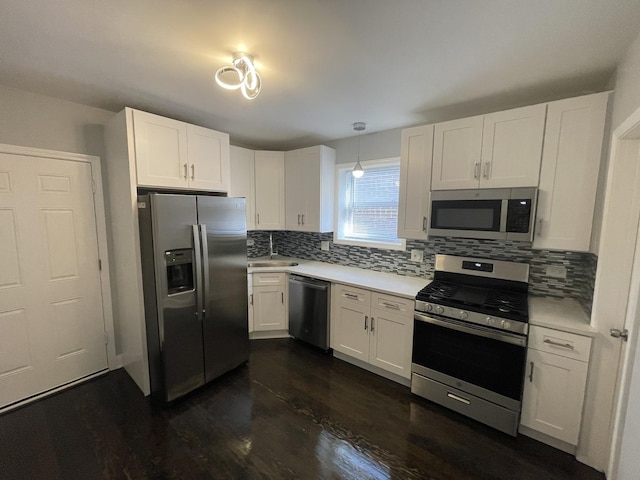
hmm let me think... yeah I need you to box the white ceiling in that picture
[2,0,640,150]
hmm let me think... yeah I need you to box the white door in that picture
[253,287,286,331]
[254,151,285,230]
[480,104,546,188]
[186,124,230,192]
[432,116,483,190]
[369,307,413,379]
[0,153,108,409]
[284,150,305,231]
[333,303,370,362]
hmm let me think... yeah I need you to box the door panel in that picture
[187,125,230,192]
[432,116,483,190]
[334,304,369,362]
[369,308,413,379]
[0,153,108,408]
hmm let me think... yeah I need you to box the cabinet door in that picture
[186,124,230,192]
[369,307,413,379]
[284,149,307,231]
[520,348,589,445]
[534,93,609,252]
[397,125,434,239]
[480,104,546,188]
[253,286,287,331]
[132,110,188,188]
[229,146,256,230]
[247,274,254,333]
[254,151,285,230]
[432,116,483,190]
[331,285,371,362]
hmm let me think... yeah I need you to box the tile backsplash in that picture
[248,231,597,313]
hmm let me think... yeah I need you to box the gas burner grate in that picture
[485,290,528,315]
[419,281,457,299]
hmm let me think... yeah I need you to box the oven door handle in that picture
[414,312,527,347]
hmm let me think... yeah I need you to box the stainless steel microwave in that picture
[429,188,537,241]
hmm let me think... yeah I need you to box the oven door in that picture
[412,312,526,409]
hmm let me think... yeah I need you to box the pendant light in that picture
[352,122,366,178]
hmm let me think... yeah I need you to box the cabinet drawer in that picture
[253,272,286,286]
[528,326,592,362]
[335,284,371,305]
[371,292,413,315]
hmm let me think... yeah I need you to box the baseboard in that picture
[250,330,291,340]
[332,351,411,387]
[518,425,577,455]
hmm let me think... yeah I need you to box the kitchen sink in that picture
[248,260,299,268]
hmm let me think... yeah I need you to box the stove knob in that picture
[501,320,511,330]
[459,310,468,320]
[435,305,444,315]
[486,316,495,326]
[425,303,433,312]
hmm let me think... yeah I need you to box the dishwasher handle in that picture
[289,275,329,291]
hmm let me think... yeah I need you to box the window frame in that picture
[333,157,406,251]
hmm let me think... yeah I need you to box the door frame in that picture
[604,109,640,478]
[0,143,117,370]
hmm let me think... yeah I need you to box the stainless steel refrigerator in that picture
[138,193,249,402]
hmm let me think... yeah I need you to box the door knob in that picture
[610,328,629,341]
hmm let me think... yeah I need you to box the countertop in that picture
[248,257,429,299]
[529,296,597,337]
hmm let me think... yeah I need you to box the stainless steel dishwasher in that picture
[288,274,330,351]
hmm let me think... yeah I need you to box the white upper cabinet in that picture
[432,115,484,190]
[431,104,546,190]
[533,92,609,252]
[229,146,256,230]
[254,151,285,230]
[397,125,434,240]
[284,145,335,233]
[480,104,546,188]
[132,109,230,192]
[186,124,230,192]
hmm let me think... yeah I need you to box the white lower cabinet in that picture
[247,273,254,332]
[331,284,413,380]
[252,272,287,331]
[520,325,592,447]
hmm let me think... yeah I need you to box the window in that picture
[334,157,406,250]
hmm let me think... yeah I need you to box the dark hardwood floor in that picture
[0,339,604,480]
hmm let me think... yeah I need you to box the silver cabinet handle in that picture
[382,302,400,310]
[371,317,375,333]
[344,292,358,299]
[281,292,284,304]
[297,214,301,225]
[256,213,260,225]
[537,218,543,237]
[474,162,480,179]
[183,163,188,179]
[364,315,368,331]
[543,338,574,349]
[447,392,470,405]
[422,216,427,232]
[249,293,253,305]
[529,361,534,382]
[301,214,305,226]
[191,164,195,180]
[610,328,629,341]
[483,161,490,179]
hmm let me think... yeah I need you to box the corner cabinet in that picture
[533,92,609,252]
[284,145,335,232]
[254,151,286,230]
[397,125,434,240]
[229,146,256,230]
[431,104,546,190]
[520,326,592,449]
[132,109,230,192]
[331,284,414,380]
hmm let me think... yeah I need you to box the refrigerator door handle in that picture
[192,224,204,323]
[199,224,210,318]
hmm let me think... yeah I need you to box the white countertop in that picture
[248,257,429,299]
[529,296,597,337]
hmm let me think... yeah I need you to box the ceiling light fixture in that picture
[215,52,261,100]
[352,122,366,178]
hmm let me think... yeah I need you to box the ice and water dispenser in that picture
[164,249,194,295]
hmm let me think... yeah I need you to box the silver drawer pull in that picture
[344,292,359,299]
[447,392,470,405]
[382,302,400,310]
[544,338,574,349]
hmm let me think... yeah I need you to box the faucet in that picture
[269,232,278,259]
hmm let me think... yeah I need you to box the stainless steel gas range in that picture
[411,254,530,436]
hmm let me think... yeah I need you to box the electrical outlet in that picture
[411,249,424,263]
[321,241,330,251]
[247,238,255,246]
[546,265,567,279]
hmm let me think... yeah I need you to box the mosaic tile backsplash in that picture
[248,231,597,313]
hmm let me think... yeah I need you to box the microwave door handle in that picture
[199,224,209,318]
[192,225,204,323]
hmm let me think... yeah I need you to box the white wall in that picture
[326,127,402,164]
[579,28,640,472]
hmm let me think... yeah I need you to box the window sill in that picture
[333,237,406,251]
